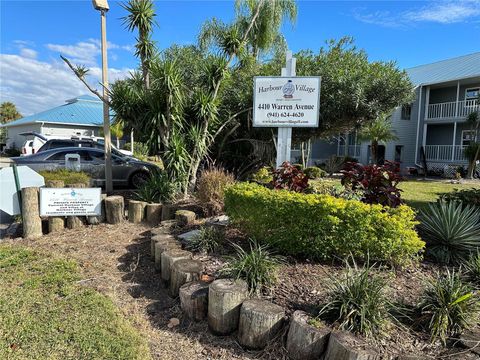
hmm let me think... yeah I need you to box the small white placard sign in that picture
[253,76,321,128]
[40,187,102,216]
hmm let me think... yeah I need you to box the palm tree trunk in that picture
[371,140,378,165]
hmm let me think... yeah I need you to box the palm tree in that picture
[110,121,125,148]
[359,114,398,165]
[122,0,157,89]
[0,102,22,123]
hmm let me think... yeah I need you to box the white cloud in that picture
[0,54,132,115]
[19,48,38,59]
[354,1,480,27]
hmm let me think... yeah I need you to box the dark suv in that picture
[38,138,129,158]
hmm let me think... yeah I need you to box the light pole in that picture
[92,0,113,193]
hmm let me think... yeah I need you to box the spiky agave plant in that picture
[318,257,388,337]
[464,251,480,286]
[418,201,480,264]
[419,269,478,345]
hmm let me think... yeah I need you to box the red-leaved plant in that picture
[341,161,403,207]
[272,161,309,193]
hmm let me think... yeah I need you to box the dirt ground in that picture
[7,221,479,360]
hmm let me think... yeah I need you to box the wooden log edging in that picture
[46,180,65,233]
[170,259,203,297]
[105,196,124,224]
[154,239,181,273]
[161,249,192,283]
[65,183,86,229]
[146,203,162,225]
[128,200,147,223]
[22,186,43,239]
[179,281,209,321]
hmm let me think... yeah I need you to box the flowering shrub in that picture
[272,161,309,192]
[341,161,403,207]
[225,182,424,266]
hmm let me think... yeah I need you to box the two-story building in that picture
[301,52,480,175]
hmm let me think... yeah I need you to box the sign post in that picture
[253,50,320,168]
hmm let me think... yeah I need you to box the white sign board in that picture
[253,76,321,128]
[40,187,102,216]
[0,166,45,216]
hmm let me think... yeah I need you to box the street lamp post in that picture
[92,0,113,193]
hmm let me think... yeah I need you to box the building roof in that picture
[406,52,480,86]
[1,95,113,128]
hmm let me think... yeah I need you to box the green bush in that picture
[418,201,480,264]
[419,269,478,345]
[123,142,149,160]
[439,188,480,208]
[186,226,223,254]
[304,166,325,179]
[134,171,177,204]
[221,240,284,295]
[251,166,272,184]
[39,170,90,186]
[224,183,424,265]
[318,257,388,336]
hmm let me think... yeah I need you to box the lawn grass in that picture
[399,179,480,211]
[0,245,151,360]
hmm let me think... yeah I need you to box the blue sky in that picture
[1,0,479,115]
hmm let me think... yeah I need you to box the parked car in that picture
[37,137,133,156]
[13,147,159,188]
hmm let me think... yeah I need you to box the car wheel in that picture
[130,171,150,189]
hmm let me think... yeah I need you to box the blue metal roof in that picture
[2,95,114,128]
[406,52,480,86]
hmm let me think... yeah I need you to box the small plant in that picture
[186,226,223,254]
[464,251,480,285]
[323,155,344,175]
[318,257,388,337]
[272,161,309,192]
[222,240,284,294]
[419,269,478,345]
[304,166,325,179]
[196,167,235,216]
[134,171,177,204]
[251,166,272,184]
[418,201,480,264]
[39,169,90,186]
[341,160,403,207]
[439,188,480,209]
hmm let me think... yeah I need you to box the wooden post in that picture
[179,281,209,321]
[323,331,379,360]
[65,183,86,229]
[154,238,180,272]
[286,310,331,360]
[175,210,196,227]
[105,195,124,224]
[22,187,43,239]
[151,233,176,259]
[46,180,65,233]
[160,249,192,283]
[161,204,176,221]
[170,259,203,297]
[87,193,106,225]
[208,279,248,335]
[128,200,147,223]
[238,299,285,349]
[146,203,162,225]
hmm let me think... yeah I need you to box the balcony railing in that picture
[337,145,361,158]
[427,99,479,120]
[424,145,467,162]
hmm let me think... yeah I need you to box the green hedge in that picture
[39,170,90,186]
[224,183,424,266]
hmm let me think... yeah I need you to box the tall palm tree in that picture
[122,0,157,89]
[110,121,125,148]
[359,114,398,164]
[0,102,22,123]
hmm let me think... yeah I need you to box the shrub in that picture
[3,147,21,157]
[123,142,149,160]
[307,180,363,201]
[39,169,90,186]
[418,201,480,264]
[341,161,403,207]
[134,171,177,204]
[304,166,325,179]
[221,240,284,294]
[463,251,480,285]
[196,167,235,216]
[272,161,309,193]
[251,166,272,184]
[186,226,223,254]
[439,188,480,208]
[225,183,424,266]
[318,258,388,336]
[419,269,478,344]
[323,155,344,175]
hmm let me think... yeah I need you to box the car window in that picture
[46,150,92,161]
[49,140,73,149]
[47,151,70,161]
[28,141,33,147]
[77,141,94,148]
[89,150,105,161]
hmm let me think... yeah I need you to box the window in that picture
[401,104,412,120]
[394,145,403,162]
[48,140,73,149]
[465,87,480,100]
[47,150,92,161]
[462,130,476,146]
[47,151,70,161]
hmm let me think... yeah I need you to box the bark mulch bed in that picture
[5,220,479,359]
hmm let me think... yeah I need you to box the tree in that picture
[358,113,398,164]
[465,98,480,179]
[122,0,157,89]
[110,121,125,148]
[0,102,22,123]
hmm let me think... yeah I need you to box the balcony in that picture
[426,99,479,120]
[424,145,467,162]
